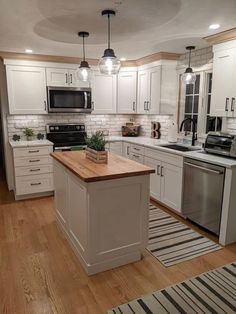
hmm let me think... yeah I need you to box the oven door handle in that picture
[54,146,72,151]
[184,162,224,175]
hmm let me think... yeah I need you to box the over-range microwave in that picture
[47,87,92,113]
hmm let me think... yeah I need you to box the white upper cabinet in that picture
[91,72,117,114]
[117,71,137,113]
[137,70,149,113]
[6,65,48,115]
[211,42,236,117]
[137,64,177,115]
[46,68,89,88]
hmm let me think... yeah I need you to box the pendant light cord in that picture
[188,48,191,68]
[108,13,111,49]
[82,35,85,62]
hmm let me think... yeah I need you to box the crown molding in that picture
[0,51,180,67]
[203,28,236,45]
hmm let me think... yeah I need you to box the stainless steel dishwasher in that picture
[183,158,225,235]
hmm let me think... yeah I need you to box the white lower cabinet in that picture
[108,141,123,156]
[144,149,183,213]
[12,144,54,199]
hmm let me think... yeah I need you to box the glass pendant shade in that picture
[76,31,91,82]
[181,67,196,84]
[77,61,92,82]
[182,46,196,85]
[98,48,121,75]
[99,10,121,75]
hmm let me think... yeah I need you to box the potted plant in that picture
[23,128,35,141]
[85,131,108,164]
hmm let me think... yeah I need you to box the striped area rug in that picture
[147,204,222,267]
[108,262,236,314]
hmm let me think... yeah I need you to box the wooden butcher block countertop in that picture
[51,151,155,183]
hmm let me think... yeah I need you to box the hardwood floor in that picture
[1,177,236,313]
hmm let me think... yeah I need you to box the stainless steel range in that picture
[46,123,87,151]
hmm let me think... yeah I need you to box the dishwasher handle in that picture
[184,162,224,175]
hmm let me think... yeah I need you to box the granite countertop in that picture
[106,136,236,168]
[9,139,53,148]
[51,151,155,182]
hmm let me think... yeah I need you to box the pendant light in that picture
[98,10,121,75]
[181,46,196,85]
[76,31,92,82]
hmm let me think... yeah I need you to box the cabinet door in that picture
[117,72,137,113]
[148,67,161,114]
[6,66,47,114]
[211,49,236,117]
[160,162,183,212]
[92,72,117,114]
[137,70,148,113]
[46,68,68,86]
[122,142,131,159]
[109,142,123,156]
[68,69,90,88]
[54,163,68,231]
[144,156,161,201]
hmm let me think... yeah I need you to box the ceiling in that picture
[1,0,236,60]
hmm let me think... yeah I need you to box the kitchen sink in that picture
[160,144,202,152]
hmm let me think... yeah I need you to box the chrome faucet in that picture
[180,118,197,146]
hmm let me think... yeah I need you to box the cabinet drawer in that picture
[131,144,144,155]
[15,164,53,177]
[14,156,52,167]
[145,147,183,167]
[15,173,54,195]
[131,153,144,164]
[13,146,52,157]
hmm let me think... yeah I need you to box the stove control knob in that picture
[55,126,59,131]
[76,125,81,130]
[80,125,85,130]
[50,127,54,131]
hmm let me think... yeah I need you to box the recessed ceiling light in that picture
[120,57,127,61]
[25,49,33,53]
[209,24,220,30]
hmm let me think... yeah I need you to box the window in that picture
[178,71,222,136]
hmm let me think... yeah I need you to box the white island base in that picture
[53,160,150,275]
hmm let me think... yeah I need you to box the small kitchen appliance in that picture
[204,132,236,158]
[167,120,177,143]
[46,123,87,151]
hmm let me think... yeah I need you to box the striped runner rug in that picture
[147,204,222,267]
[108,262,236,314]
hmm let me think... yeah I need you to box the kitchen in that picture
[1,0,236,313]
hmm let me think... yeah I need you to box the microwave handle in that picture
[84,92,88,109]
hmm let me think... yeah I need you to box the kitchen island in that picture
[51,151,155,275]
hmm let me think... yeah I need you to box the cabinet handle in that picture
[91,101,94,110]
[144,101,146,110]
[65,73,68,84]
[127,146,130,155]
[231,98,235,112]
[30,168,41,172]
[133,147,140,151]
[70,74,73,84]
[160,166,164,177]
[44,100,47,111]
[28,150,39,153]
[30,182,41,186]
[133,154,140,158]
[146,101,150,111]
[225,97,229,111]
[29,159,40,163]
[157,165,160,176]
[133,101,136,111]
